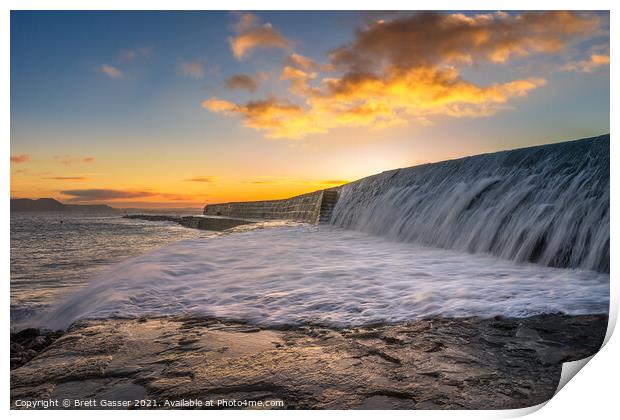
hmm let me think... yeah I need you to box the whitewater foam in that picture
[38,225,609,329]
[331,135,609,272]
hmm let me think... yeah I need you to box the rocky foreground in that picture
[11,314,607,410]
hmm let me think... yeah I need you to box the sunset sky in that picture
[11,11,610,208]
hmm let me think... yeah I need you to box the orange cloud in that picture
[203,97,323,139]
[60,189,207,204]
[243,179,274,184]
[317,68,546,117]
[229,13,290,59]
[206,68,546,139]
[46,176,89,181]
[563,54,610,73]
[226,74,259,92]
[185,176,216,183]
[279,66,317,97]
[54,155,96,165]
[11,154,29,163]
[285,53,321,71]
[205,11,604,139]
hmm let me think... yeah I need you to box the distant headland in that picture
[10,198,116,212]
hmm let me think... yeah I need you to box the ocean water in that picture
[10,211,215,324]
[30,224,609,330]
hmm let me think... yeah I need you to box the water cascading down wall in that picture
[330,135,609,273]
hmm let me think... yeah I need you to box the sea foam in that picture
[38,224,609,329]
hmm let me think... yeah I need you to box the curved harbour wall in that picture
[331,135,609,273]
[201,135,609,272]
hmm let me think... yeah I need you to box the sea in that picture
[10,210,214,326]
[11,211,609,330]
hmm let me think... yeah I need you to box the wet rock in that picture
[10,328,64,370]
[30,336,48,350]
[13,328,40,341]
[11,314,607,410]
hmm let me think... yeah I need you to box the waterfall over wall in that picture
[331,135,609,273]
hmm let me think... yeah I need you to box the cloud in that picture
[206,70,546,139]
[119,46,152,61]
[279,64,318,97]
[244,180,273,184]
[98,64,123,79]
[203,97,323,138]
[229,13,290,59]
[46,176,89,181]
[60,188,207,203]
[119,49,137,61]
[158,192,209,201]
[205,11,603,139]
[54,155,96,165]
[185,176,216,183]
[285,53,334,72]
[562,53,610,73]
[61,189,155,201]
[329,11,602,70]
[226,74,259,92]
[179,59,205,79]
[11,154,29,163]
[286,53,318,70]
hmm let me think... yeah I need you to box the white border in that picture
[3,1,616,419]
[0,0,617,10]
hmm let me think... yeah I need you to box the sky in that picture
[10,11,610,208]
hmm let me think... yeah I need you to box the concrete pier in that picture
[203,188,340,224]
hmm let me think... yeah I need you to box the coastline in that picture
[11,313,607,410]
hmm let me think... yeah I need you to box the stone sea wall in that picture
[204,190,328,224]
